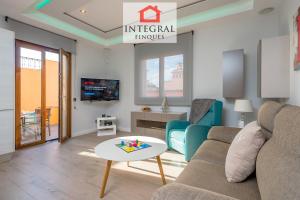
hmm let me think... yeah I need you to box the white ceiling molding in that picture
[1,0,260,46]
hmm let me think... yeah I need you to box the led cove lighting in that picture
[24,12,108,46]
[35,0,53,10]
[29,0,254,46]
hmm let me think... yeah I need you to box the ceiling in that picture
[39,0,242,38]
[0,0,281,46]
[62,0,237,34]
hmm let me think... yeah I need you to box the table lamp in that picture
[234,99,253,128]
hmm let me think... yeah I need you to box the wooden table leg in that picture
[156,156,166,185]
[100,160,112,198]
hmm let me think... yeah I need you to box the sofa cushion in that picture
[192,140,230,166]
[208,126,241,144]
[272,105,300,154]
[169,129,186,154]
[225,121,266,183]
[256,105,300,200]
[169,129,186,143]
[257,101,283,137]
[169,138,185,154]
[152,183,239,200]
[176,159,260,200]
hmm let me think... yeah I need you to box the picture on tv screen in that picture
[81,78,120,101]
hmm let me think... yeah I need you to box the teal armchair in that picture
[166,100,223,161]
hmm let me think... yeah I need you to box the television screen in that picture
[81,78,120,101]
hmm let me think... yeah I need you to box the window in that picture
[20,49,59,70]
[20,47,42,69]
[142,58,159,97]
[164,54,184,97]
[135,32,193,106]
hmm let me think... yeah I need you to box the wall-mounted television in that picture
[81,78,120,101]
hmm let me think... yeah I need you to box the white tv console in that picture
[97,117,117,136]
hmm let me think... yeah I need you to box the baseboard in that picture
[72,128,97,137]
[72,127,131,138]
[117,127,131,133]
[0,152,14,164]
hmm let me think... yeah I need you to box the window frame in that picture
[134,32,193,106]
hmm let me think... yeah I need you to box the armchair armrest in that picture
[207,126,241,144]
[166,120,190,147]
[152,183,238,200]
[166,120,190,131]
[185,124,211,161]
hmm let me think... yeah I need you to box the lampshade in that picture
[234,99,253,113]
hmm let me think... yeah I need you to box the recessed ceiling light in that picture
[80,9,87,14]
[259,7,275,15]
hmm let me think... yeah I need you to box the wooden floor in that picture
[0,132,186,200]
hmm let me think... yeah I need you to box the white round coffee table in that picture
[95,136,168,198]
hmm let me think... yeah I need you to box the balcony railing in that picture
[21,56,41,69]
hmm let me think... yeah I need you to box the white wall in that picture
[193,9,280,126]
[0,27,15,156]
[0,16,76,53]
[279,0,300,106]
[72,42,108,136]
[104,45,135,132]
[105,8,281,130]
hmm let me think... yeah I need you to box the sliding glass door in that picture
[15,40,72,148]
[45,51,60,141]
[16,41,45,148]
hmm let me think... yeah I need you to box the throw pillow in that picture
[225,121,266,183]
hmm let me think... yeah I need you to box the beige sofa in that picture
[152,101,300,200]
